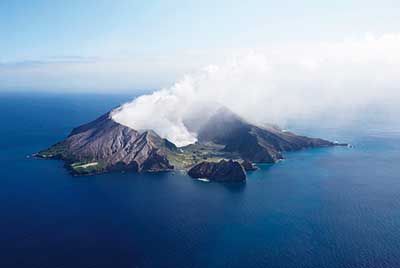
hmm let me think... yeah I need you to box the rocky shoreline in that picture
[37,106,344,181]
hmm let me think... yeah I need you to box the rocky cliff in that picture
[37,112,175,174]
[197,107,333,162]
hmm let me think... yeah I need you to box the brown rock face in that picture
[40,113,174,172]
[197,107,333,163]
[188,160,246,182]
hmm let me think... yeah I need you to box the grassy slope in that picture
[37,143,107,175]
[165,142,241,169]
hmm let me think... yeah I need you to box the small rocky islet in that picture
[188,159,246,182]
[36,106,344,182]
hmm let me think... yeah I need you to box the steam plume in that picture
[112,33,400,146]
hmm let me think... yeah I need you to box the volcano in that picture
[37,106,338,179]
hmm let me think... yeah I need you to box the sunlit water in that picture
[1,93,400,268]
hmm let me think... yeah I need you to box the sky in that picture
[1,0,400,92]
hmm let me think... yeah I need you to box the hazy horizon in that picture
[2,1,400,141]
[1,1,400,91]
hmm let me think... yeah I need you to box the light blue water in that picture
[1,92,400,268]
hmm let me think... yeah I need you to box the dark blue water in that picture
[1,93,400,268]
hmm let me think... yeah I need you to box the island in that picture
[37,106,341,181]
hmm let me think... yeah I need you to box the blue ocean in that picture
[1,92,400,268]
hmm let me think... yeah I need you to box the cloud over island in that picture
[109,33,400,146]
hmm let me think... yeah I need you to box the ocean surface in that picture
[1,92,400,268]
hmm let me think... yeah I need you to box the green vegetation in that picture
[37,142,67,158]
[165,142,241,169]
[69,161,106,175]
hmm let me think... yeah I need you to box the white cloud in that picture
[111,33,400,146]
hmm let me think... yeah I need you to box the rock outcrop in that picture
[241,160,258,171]
[187,159,246,182]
